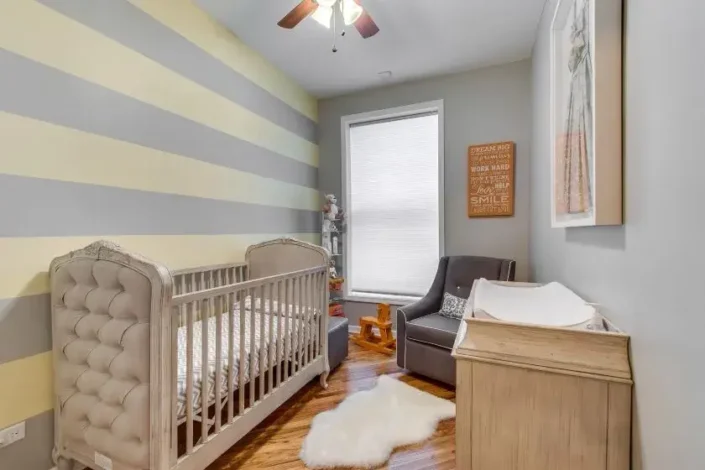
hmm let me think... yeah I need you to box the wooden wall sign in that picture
[468,141,515,217]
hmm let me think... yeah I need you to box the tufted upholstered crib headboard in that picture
[245,237,328,280]
[50,241,173,470]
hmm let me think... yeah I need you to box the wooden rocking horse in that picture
[352,303,396,355]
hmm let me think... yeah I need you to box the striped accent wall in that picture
[0,1,319,468]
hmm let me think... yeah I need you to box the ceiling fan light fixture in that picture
[340,0,363,25]
[316,0,337,8]
[311,5,333,28]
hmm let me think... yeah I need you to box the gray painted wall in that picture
[318,60,532,323]
[530,1,705,468]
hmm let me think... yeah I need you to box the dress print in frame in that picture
[550,0,623,227]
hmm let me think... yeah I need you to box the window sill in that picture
[344,292,421,306]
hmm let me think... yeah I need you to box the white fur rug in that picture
[299,375,455,468]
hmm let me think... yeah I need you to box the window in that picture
[342,101,444,303]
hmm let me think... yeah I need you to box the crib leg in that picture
[319,370,329,389]
[56,457,73,470]
[57,456,73,470]
[53,447,73,470]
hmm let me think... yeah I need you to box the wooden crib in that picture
[50,238,329,470]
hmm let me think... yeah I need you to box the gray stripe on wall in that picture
[37,0,317,144]
[0,411,54,470]
[0,294,51,367]
[0,175,318,237]
[0,50,317,189]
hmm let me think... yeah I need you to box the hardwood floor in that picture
[207,341,456,470]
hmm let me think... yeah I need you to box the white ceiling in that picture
[197,0,547,98]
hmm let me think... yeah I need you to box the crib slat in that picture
[259,284,266,399]
[171,307,178,466]
[214,294,223,433]
[313,272,319,359]
[305,275,310,368]
[319,272,324,356]
[318,273,323,356]
[311,273,316,362]
[301,275,307,369]
[298,276,305,371]
[304,274,310,365]
[186,301,194,454]
[179,274,187,327]
[321,271,327,359]
[276,280,283,387]
[310,274,315,362]
[310,273,316,361]
[268,282,274,395]
[313,273,319,358]
[291,277,297,375]
[227,290,234,424]
[284,278,291,382]
[239,290,246,415]
[201,298,210,442]
[249,287,256,407]
[292,277,299,374]
[305,275,310,366]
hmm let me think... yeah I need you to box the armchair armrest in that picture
[397,257,448,369]
[398,294,439,323]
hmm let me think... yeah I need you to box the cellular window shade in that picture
[348,112,440,298]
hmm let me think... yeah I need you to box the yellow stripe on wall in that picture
[0,234,320,300]
[0,352,53,429]
[129,0,318,122]
[0,0,318,167]
[0,112,319,211]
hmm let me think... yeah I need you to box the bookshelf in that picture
[322,194,345,317]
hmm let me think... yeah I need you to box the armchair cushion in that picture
[406,313,461,350]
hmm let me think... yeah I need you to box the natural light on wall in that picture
[344,103,443,301]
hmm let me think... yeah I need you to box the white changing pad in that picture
[473,279,596,327]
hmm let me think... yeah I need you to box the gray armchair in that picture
[397,256,515,386]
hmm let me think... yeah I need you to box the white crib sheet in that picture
[176,298,316,420]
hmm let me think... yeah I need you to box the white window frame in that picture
[341,100,445,305]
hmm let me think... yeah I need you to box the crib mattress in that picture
[176,299,315,420]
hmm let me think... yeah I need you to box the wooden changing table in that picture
[452,281,633,470]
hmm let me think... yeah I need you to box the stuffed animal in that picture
[322,194,339,221]
[322,194,340,253]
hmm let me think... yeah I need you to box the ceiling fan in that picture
[277,0,380,39]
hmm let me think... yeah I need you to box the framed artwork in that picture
[550,0,623,227]
[467,141,515,218]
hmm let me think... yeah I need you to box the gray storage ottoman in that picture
[328,316,349,371]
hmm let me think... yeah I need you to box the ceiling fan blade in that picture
[352,1,379,38]
[354,10,380,38]
[278,0,318,29]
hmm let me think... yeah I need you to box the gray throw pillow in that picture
[438,292,467,320]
